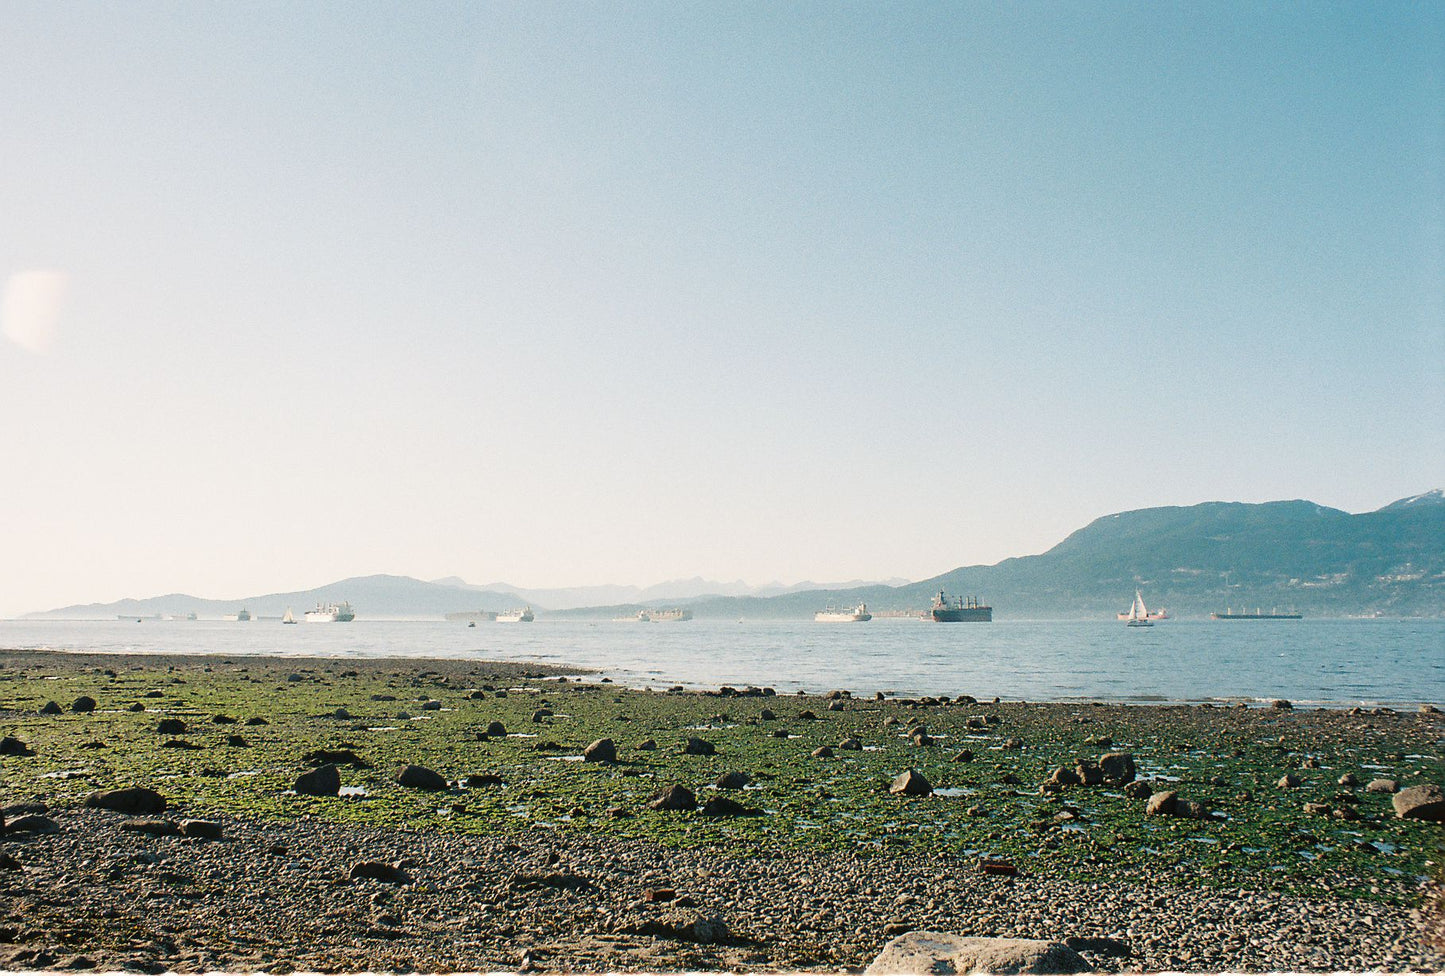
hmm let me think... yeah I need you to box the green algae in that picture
[1,651,1439,906]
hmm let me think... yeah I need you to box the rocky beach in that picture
[1,649,1442,972]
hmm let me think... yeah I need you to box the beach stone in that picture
[829,700,846,712]
[1145,790,1177,816]
[39,701,63,715]
[156,719,187,735]
[812,746,834,758]
[583,738,617,763]
[952,749,974,763]
[798,710,818,720]
[683,737,716,756]
[422,700,443,711]
[85,787,166,815]
[1393,783,1445,821]
[294,764,341,797]
[1271,699,1293,710]
[1124,780,1153,799]
[71,696,97,713]
[245,716,269,725]
[1100,752,1136,783]
[700,795,761,817]
[1338,772,1359,787]
[715,771,751,790]
[226,734,249,747]
[648,785,697,811]
[865,931,1088,975]
[1074,760,1104,785]
[618,910,729,945]
[349,861,411,884]
[890,769,933,796]
[6,815,61,835]
[1174,798,1210,819]
[911,731,934,747]
[839,737,863,751]
[636,739,657,751]
[463,773,504,787]
[486,721,508,737]
[1278,774,1302,789]
[1003,737,1024,750]
[395,764,448,791]
[0,852,20,871]
[212,714,238,724]
[1367,779,1399,794]
[1303,802,1332,817]
[759,708,776,721]
[120,819,180,836]
[179,819,223,839]
[1047,766,1082,788]
[0,736,34,756]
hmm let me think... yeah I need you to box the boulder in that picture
[395,764,448,791]
[683,737,716,756]
[1270,699,1293,710]
[759,708,776,721]
[617,910,729,945]
[349,861,411,884]
[889,769,933,797]
[1303,802,1332,817]
[812,746,834,758]
[1145,790,1177,816]
[715,771,751,790]
[637,739,658,751]
[1367,779,1399,794]
[839,737,863,751]
[1393,783,1445,822]
[1123,780,1153,799]
[865,932,1088,975]
[486,721,508,737]
[648,785,697,811]
[583,738,617,763]
[226,734,249,747]
[294,764,341,797]
[1047,766,1082,788]
[1277,774,1302,789]
[71,696,97,713]
[179,819,224,839]
[156,719,187,736]
[1100,752,1136,784]
[1074,760,1104,786]
[911,731,934,747]
[85,787,166,815]
[6,815,60,835]
[39,701,63,715]
[699,795,761,817]
[1338,772,1359,787]
[951,749,974,763]
[0,736,34,757]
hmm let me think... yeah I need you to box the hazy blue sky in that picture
[2,2,1441,615]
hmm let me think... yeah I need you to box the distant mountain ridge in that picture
[24,492,1443,620]
[429,575,912,610]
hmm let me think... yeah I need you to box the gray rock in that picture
[1100,752,1136,784]
[583,738,617,763]
[1074,760,1104,785]
[85,787,166,815]
[1392,783,1445,822]
[865,931,1088,974]
[812,746,834,758]
[486,721,508,737]
[699,795,761,817]
[1278,774,1302,789]
[683,737,716,756]
[715,771,751,790]
[889,769,933,796]
[1338,772,1359,787]
[1145,790,1177,816]
[349,861,411,884]
[636,739,658,751]
[71,696,97,713]
[1047,766,1082,788]
[1124,780,1153,799]
[294,764,341,797]
[1367,778,1399,794]
[395,764,448,791]
[7,814,61,834]
[839,737,863,751]
[0,736,34,756]
[951,749,974,763]
[648,785,697,811]
[1270,699,1293,710]
[156,719,187,735]
[39,701,63,715]
[179,819,223,839]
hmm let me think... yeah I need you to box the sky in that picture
[1,1,1442,616]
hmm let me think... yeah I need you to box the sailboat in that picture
[281,607,297,625]
[1124,590,1154,627]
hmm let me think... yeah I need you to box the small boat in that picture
[224,608,252,622]
[931,590,992,622]
[282,607,297,624]
[496,606,534,623]
[1124,590,1154,627]
[1117,598,1167,621]
[815,603,872,622]
[304,602,355,623]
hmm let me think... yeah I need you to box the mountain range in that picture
[24,491,1444,620]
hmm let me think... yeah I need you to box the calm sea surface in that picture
[2,617,1441,708]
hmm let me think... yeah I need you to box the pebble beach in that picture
[1,649,1442,972]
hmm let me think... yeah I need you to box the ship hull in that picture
[932,607,992,622]
[1211,612,1302,620]
[815,612,872,622]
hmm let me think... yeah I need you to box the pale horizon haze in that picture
[2,3,1442,618]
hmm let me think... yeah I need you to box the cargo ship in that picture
[815,603,872,622]
[1211,607,1303,620]
[304,602,355,623]
[647,607,693,622]
[496,606,534,623]
[931,590,992,622]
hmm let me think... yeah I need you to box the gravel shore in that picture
[1,649,1442,972]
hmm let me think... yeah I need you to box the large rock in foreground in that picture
[866,932,1089,975]
[85,787,166,815]
[395,764,448,791]
[1393,783,1445,822]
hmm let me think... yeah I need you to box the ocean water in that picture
[2,617,1441,708]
